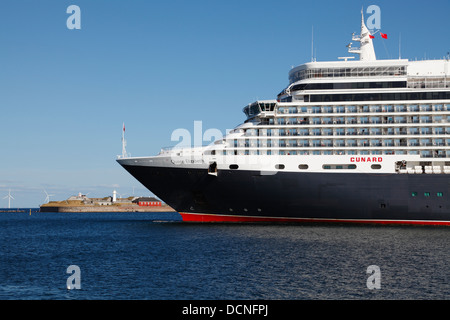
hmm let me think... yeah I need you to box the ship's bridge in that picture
[243,100,277,120]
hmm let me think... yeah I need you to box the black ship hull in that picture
[120,163,450,225]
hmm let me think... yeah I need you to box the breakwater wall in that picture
[40,205,176,213]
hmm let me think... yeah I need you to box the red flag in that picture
[123,123,125,132]
[380,32,388,39]
[369,35,375,39]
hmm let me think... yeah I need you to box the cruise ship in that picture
[117,12,450,225]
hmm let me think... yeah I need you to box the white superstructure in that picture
[191,11,450,176]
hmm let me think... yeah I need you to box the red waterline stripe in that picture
[179,212,450,226]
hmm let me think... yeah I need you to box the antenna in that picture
[338,57,355,62]
[44,190,54,204]
[311,25,314,62]
[399,33,401,59]
[3,189,14,209]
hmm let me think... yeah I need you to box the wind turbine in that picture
[44,190,55,204]
[116,192,127,200]
[3,189,14,209]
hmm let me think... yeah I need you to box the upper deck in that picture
[280,58,450,103]
[288,59,408,85]
[288,59,449,86]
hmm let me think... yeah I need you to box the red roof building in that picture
[136,197,161,206]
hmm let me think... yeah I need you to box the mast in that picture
[347,9,376,61]
[121,123,128,158]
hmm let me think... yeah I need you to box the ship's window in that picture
[411,192,418,197]
[309,91,450,103]
[275,164,285,170]
[371,164,382,170]
[424,192,430,197]
[280,96,292,102]
[437,192,443,197]
[298,164,309,170]
[229,164,239,170]
[290,81,407,91]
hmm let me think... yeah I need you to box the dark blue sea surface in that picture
[0,211,448,300]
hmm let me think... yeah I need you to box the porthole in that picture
[298,164,309,170]
[371,164,382,170]
[275,164,285,169]
[229,164,239,170]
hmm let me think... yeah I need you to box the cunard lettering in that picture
[350,157,383,163]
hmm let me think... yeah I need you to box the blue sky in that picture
[1,0,449,207]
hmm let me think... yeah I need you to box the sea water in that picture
[0,211,448,300]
